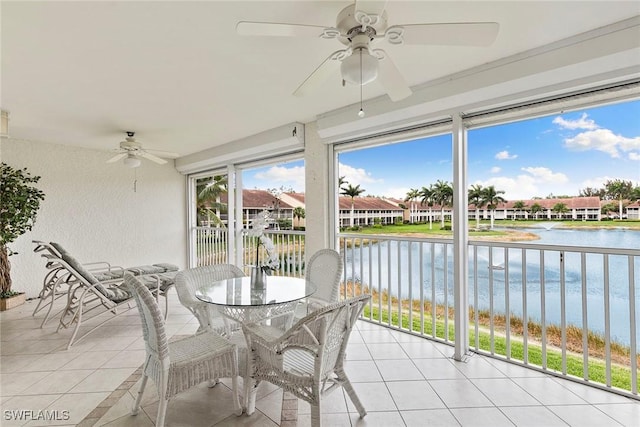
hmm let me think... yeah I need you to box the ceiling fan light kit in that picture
[236,1,499,103]
[341,47,378,85]
[123,153,142,168]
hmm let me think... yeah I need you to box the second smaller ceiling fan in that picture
[107,132,179,168]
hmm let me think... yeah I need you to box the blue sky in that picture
[243,99,640,200]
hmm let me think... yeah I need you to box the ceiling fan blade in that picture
[376,50,412,102]
[236,21,330,38]
[354,0,387,16]
[390,22,500,46]
[293,50,344,97]
[106,153,127,163]
[145,148,180,158]
[138,151,168,165]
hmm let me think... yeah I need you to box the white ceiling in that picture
[2,1,639,158]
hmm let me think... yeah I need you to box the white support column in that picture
[231,165,243,267]
[186,175,197,268]
[304,122,333,260]
[452,114,470,361]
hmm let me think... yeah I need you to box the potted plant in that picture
[0,163,45,310]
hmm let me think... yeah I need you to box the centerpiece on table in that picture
[247,210,279,289]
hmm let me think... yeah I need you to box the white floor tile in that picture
[346,382,397,412]
[593,402,640,427]
[509,377,587,405]
[350,410,405,426]
[500,406,570,427]
[453,356,507,378]
[429,379,494,408]
[375,359,424,381]
[450,407,515,427]
[471,378,540,406]
[69,367,137,393]
[548,404,624,427]
[413,358,467,380]
[344,360,383,382]
[401,409,461,427]
[366,342,409,359]
[387,380,446,410]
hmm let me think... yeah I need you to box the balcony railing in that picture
[338,232,639,400]
[194,226,639,399]
[195,226,305,276]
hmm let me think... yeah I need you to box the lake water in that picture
[344,226,640,347]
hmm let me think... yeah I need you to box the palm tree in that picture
[404,188,420,224]
[341,184,365,228]
[512,200,527,220]
[432,180,453,228]
[196,175,228,226]
[292,206,305,228]
[604,179,633,219]
[552,202,569,219]
[481,185,506,229]
[419,185,435,230]
[530,202,543,220]
[338,176,348,192]
[468,184,485,229]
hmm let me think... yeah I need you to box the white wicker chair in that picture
[174,264,246,334]
[281,249,343,324]
[125,274,242,427]
[304,249,343,310]
[242,294,371,426]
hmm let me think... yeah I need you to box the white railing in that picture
[195,227,305,276]
[338,232,639,399]
[242,230,306,277]
[195,226,229,265]
[194,227,639,398]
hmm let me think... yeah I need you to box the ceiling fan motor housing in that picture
[336,4,388,45]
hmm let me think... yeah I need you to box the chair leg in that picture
[132,374,148,415]
[311,402,321,427]
[338,368,366,418]
[245,377,258,415]
[156,398,168,427]
[231,375,243,416]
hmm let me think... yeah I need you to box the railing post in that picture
[453,114,469,361]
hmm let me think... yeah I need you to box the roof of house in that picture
[220,189,294,210]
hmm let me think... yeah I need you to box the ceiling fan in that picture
[106,132,178,168]
[237,0,499,102]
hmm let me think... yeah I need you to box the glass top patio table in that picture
[195,275,316,323]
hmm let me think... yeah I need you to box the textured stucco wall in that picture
[1,139,186,298]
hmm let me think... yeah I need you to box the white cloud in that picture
[495,150,517,160]
[474,175,538,200]
[521,166,568,183]
[383,186,412,199]
[338,163,383,186]
[553,112,599,130]
[475,166,569,200]
[580,176,615,190]
[490,166,501,173]
[629,152,640,161]
[254,165,305,191]
[564,128,640,158]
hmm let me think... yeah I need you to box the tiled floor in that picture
[1,293,639,426]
